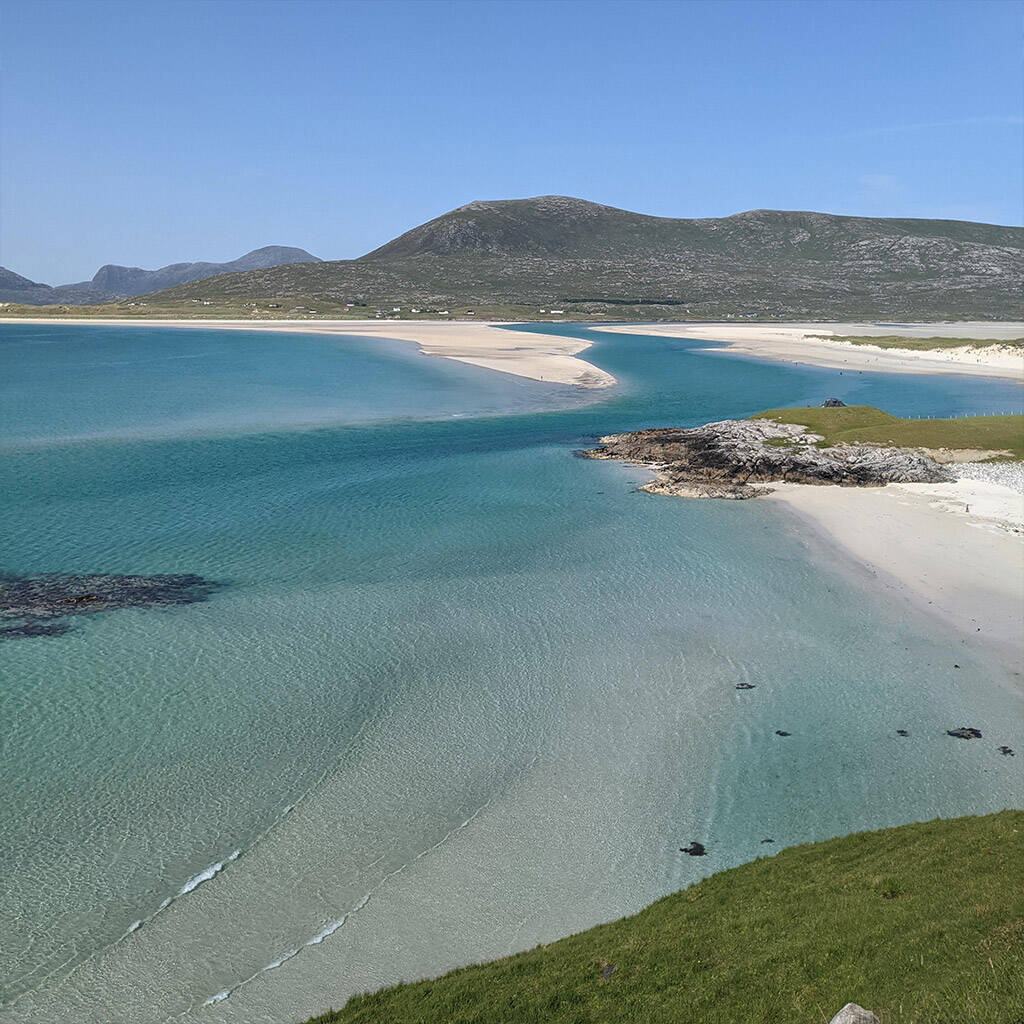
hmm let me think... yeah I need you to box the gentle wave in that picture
[178,850,240,897]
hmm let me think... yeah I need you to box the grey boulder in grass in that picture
[830,1005,881,1024]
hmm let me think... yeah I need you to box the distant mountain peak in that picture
[1,246,321,305]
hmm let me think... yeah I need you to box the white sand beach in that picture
[597,321,1024,380]
[0,318,616,389]
[767,466,1024,677]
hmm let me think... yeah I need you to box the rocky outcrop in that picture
[581,418,951,499]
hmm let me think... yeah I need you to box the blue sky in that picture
[2,0,1021,283]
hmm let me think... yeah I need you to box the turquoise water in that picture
[1,323,1021,1023]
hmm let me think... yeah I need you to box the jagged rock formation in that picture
[581,417,950,498]
[0,246,320,305]
[0,572,221,640]
[139,196,1023,319]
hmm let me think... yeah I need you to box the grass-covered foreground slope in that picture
[753,406,1024,459]
[309,813,1024,1024]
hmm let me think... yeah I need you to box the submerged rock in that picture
[680,842,706,856]
[580,417,950,499]
[947,727,982,740]
[822,398,847,407]
[736,682,756,690]
[829,1005,880,1024]
[0,572,221,641]
[999,746,1015,756]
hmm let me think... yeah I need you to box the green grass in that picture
[307,812,1024,1024]
[810,335,1024,351]
[752,405,1024,458]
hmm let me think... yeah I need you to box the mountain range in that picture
[3,197,1021,318]
[0,246,321,305]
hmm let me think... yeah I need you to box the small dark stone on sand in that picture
[736,682,756,690]
[947,727,982,740]
[999,746,1015,756]
[680,842,706,857]
[896,729,909,737]
[954,664,961,669]
[775,730,791,737]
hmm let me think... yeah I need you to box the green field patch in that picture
[753,406,1024,458]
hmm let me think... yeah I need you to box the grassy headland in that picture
[308,812,1024,1024]
[752,406,1024,459]
[812,335,1024,351]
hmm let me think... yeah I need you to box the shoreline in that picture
[0,317,617,390]
[595,321,1024,381]
[765,475,1024,680]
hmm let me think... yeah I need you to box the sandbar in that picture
[0,318,616,389]
[596,321,1024,381]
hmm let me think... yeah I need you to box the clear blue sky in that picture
[2,0,1021,283]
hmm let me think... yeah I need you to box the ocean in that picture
[1,322,1020,1022]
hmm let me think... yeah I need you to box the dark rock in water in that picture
[580,417,949,500]
[947,727,982,739]
[896,729,909,737]
[736,682,756,690]
[761,838,774,843]
[822,398,846,407]
[0,572,222,641]
[999,746,1015,756]
[775,730,791,737]
[680,841,706,856]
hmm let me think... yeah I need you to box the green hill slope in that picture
[21,197,1021,321]
[306,812,1024,1024]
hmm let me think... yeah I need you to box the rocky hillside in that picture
[136,196,1023,320]
[0,246,320,305]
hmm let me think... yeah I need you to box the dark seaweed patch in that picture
[0,572,222,641]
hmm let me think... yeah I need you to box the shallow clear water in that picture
[1,323,1021,1022]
